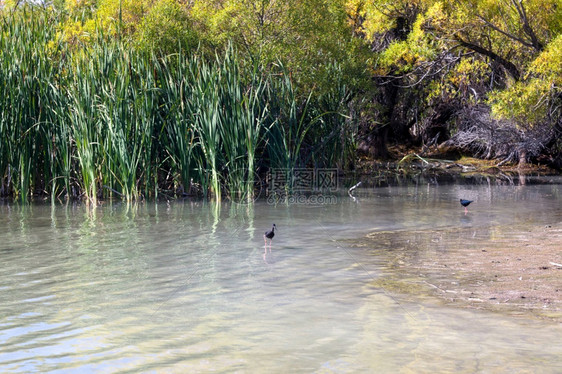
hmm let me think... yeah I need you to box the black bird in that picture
[264,223,276,246]
[460,199,473,213]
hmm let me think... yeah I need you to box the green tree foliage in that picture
[54,0,199,54]
[135,0,198,54]
[347,0,562,164]
[190,0,369,93]
[51,0,370,93]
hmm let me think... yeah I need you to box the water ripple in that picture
[0,187,561,372]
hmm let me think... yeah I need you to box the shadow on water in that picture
[341,167,562,189]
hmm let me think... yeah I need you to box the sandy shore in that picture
[357,221,562,322]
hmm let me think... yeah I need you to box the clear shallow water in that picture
[1,179,561,373]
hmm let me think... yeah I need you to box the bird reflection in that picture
[460,213,473,225]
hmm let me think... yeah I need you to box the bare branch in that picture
[454,34,520,80]
[453,0,543,52]
[476,15,534,49]
[515,0,544,51]
[446,105,551,163]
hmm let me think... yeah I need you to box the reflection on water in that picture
[1,179,561,373]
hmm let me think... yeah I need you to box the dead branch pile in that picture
[443,106,550,165]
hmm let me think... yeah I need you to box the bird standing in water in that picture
[264,224,276,248]
[460,199,473,214]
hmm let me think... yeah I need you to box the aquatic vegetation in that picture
[0,9,355,203]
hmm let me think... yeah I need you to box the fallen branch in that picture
[549,262,562,267]
[348,181,361,202]
[397,153,430,169]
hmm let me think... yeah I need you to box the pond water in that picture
[1,177,561,373]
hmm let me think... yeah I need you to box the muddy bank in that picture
[354,221,562,322]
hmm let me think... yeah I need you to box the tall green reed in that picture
[190,60,223,200]
[45,81,73,199]
[67,60,101,205]
[158,53,198,196]
[217,50,268,202]
[157,50,268,201]
[1,7,357,203]
[265,62,354,171]
[96,47,158,202]
[307,63,355,169]
[0,7,61,201]
[265,63,315,171]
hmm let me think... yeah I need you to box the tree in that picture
[136,0,199,54]
[190,0,369,93]
[347,0,562,166]
[54,0,198,55]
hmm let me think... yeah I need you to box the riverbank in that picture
[359,221,562,322]
[356,145,559,177]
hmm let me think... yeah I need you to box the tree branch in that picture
[476,14,534,49]
[454,34,520,81]
[513,0,544,51]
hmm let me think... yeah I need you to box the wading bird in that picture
[460,199,473,214]
[264,224,276,247]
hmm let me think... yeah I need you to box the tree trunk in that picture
[518,148,527,169]
[358,126,388,159]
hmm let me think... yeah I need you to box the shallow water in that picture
[1,178,561,373]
